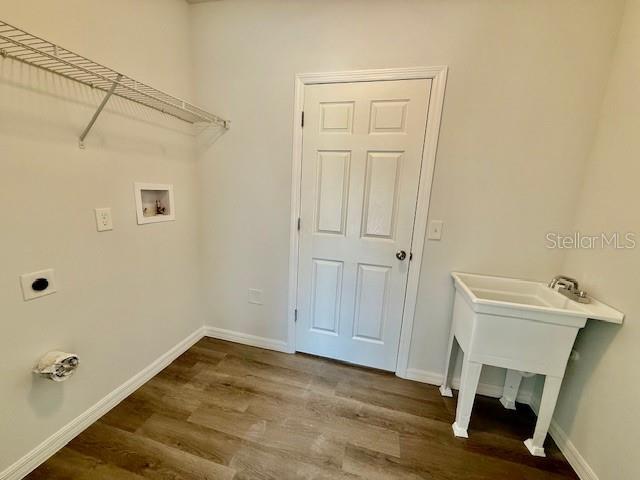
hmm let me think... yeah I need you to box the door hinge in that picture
[301,111,304,128]
[410,252,413,261]
[294,309,298,322]
[297,217,301,231]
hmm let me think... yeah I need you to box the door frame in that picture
[287,66,448,378]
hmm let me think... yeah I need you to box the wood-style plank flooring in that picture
[26,338,578,479]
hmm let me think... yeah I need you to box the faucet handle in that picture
[549,275,580,291]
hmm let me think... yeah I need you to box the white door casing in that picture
[287,67,448,377]
[295,79,431,371]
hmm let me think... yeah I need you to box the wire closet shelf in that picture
[0,19,229,144]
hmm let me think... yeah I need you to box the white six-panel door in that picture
[296,79,432,371]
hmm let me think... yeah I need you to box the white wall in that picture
[0,0,203,473]
[549,1,640,478]
[191,0,623,389]
[2,1,636,477]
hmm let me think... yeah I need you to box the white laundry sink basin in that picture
[452,272,623,326]
[441,272,624,457]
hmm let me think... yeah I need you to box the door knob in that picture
[396,250,407,261]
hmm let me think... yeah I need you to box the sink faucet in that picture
[548,275,590,303]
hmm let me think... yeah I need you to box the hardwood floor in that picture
[26,338,578,479]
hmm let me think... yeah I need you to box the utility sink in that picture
[453,272,624,326]
[440,272,624,457]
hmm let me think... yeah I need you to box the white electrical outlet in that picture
[248,289,263,305]
[20,269,57,301]
[427,220,443,240]
[95,208,113,232]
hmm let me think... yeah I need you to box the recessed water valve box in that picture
[134,183,175,225]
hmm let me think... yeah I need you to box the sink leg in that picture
[500,369,523,410]
[524,375,562,457]
[440,328,456,398]
[452,357,482,438]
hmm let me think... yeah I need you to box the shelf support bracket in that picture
[79,74,122,149]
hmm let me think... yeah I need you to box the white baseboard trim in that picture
[403,367,443,386]
[547,420,598,480]
[528,395,598,480]
[404,368,533,404]
[0,327,206,480]
[204,326,289,353]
